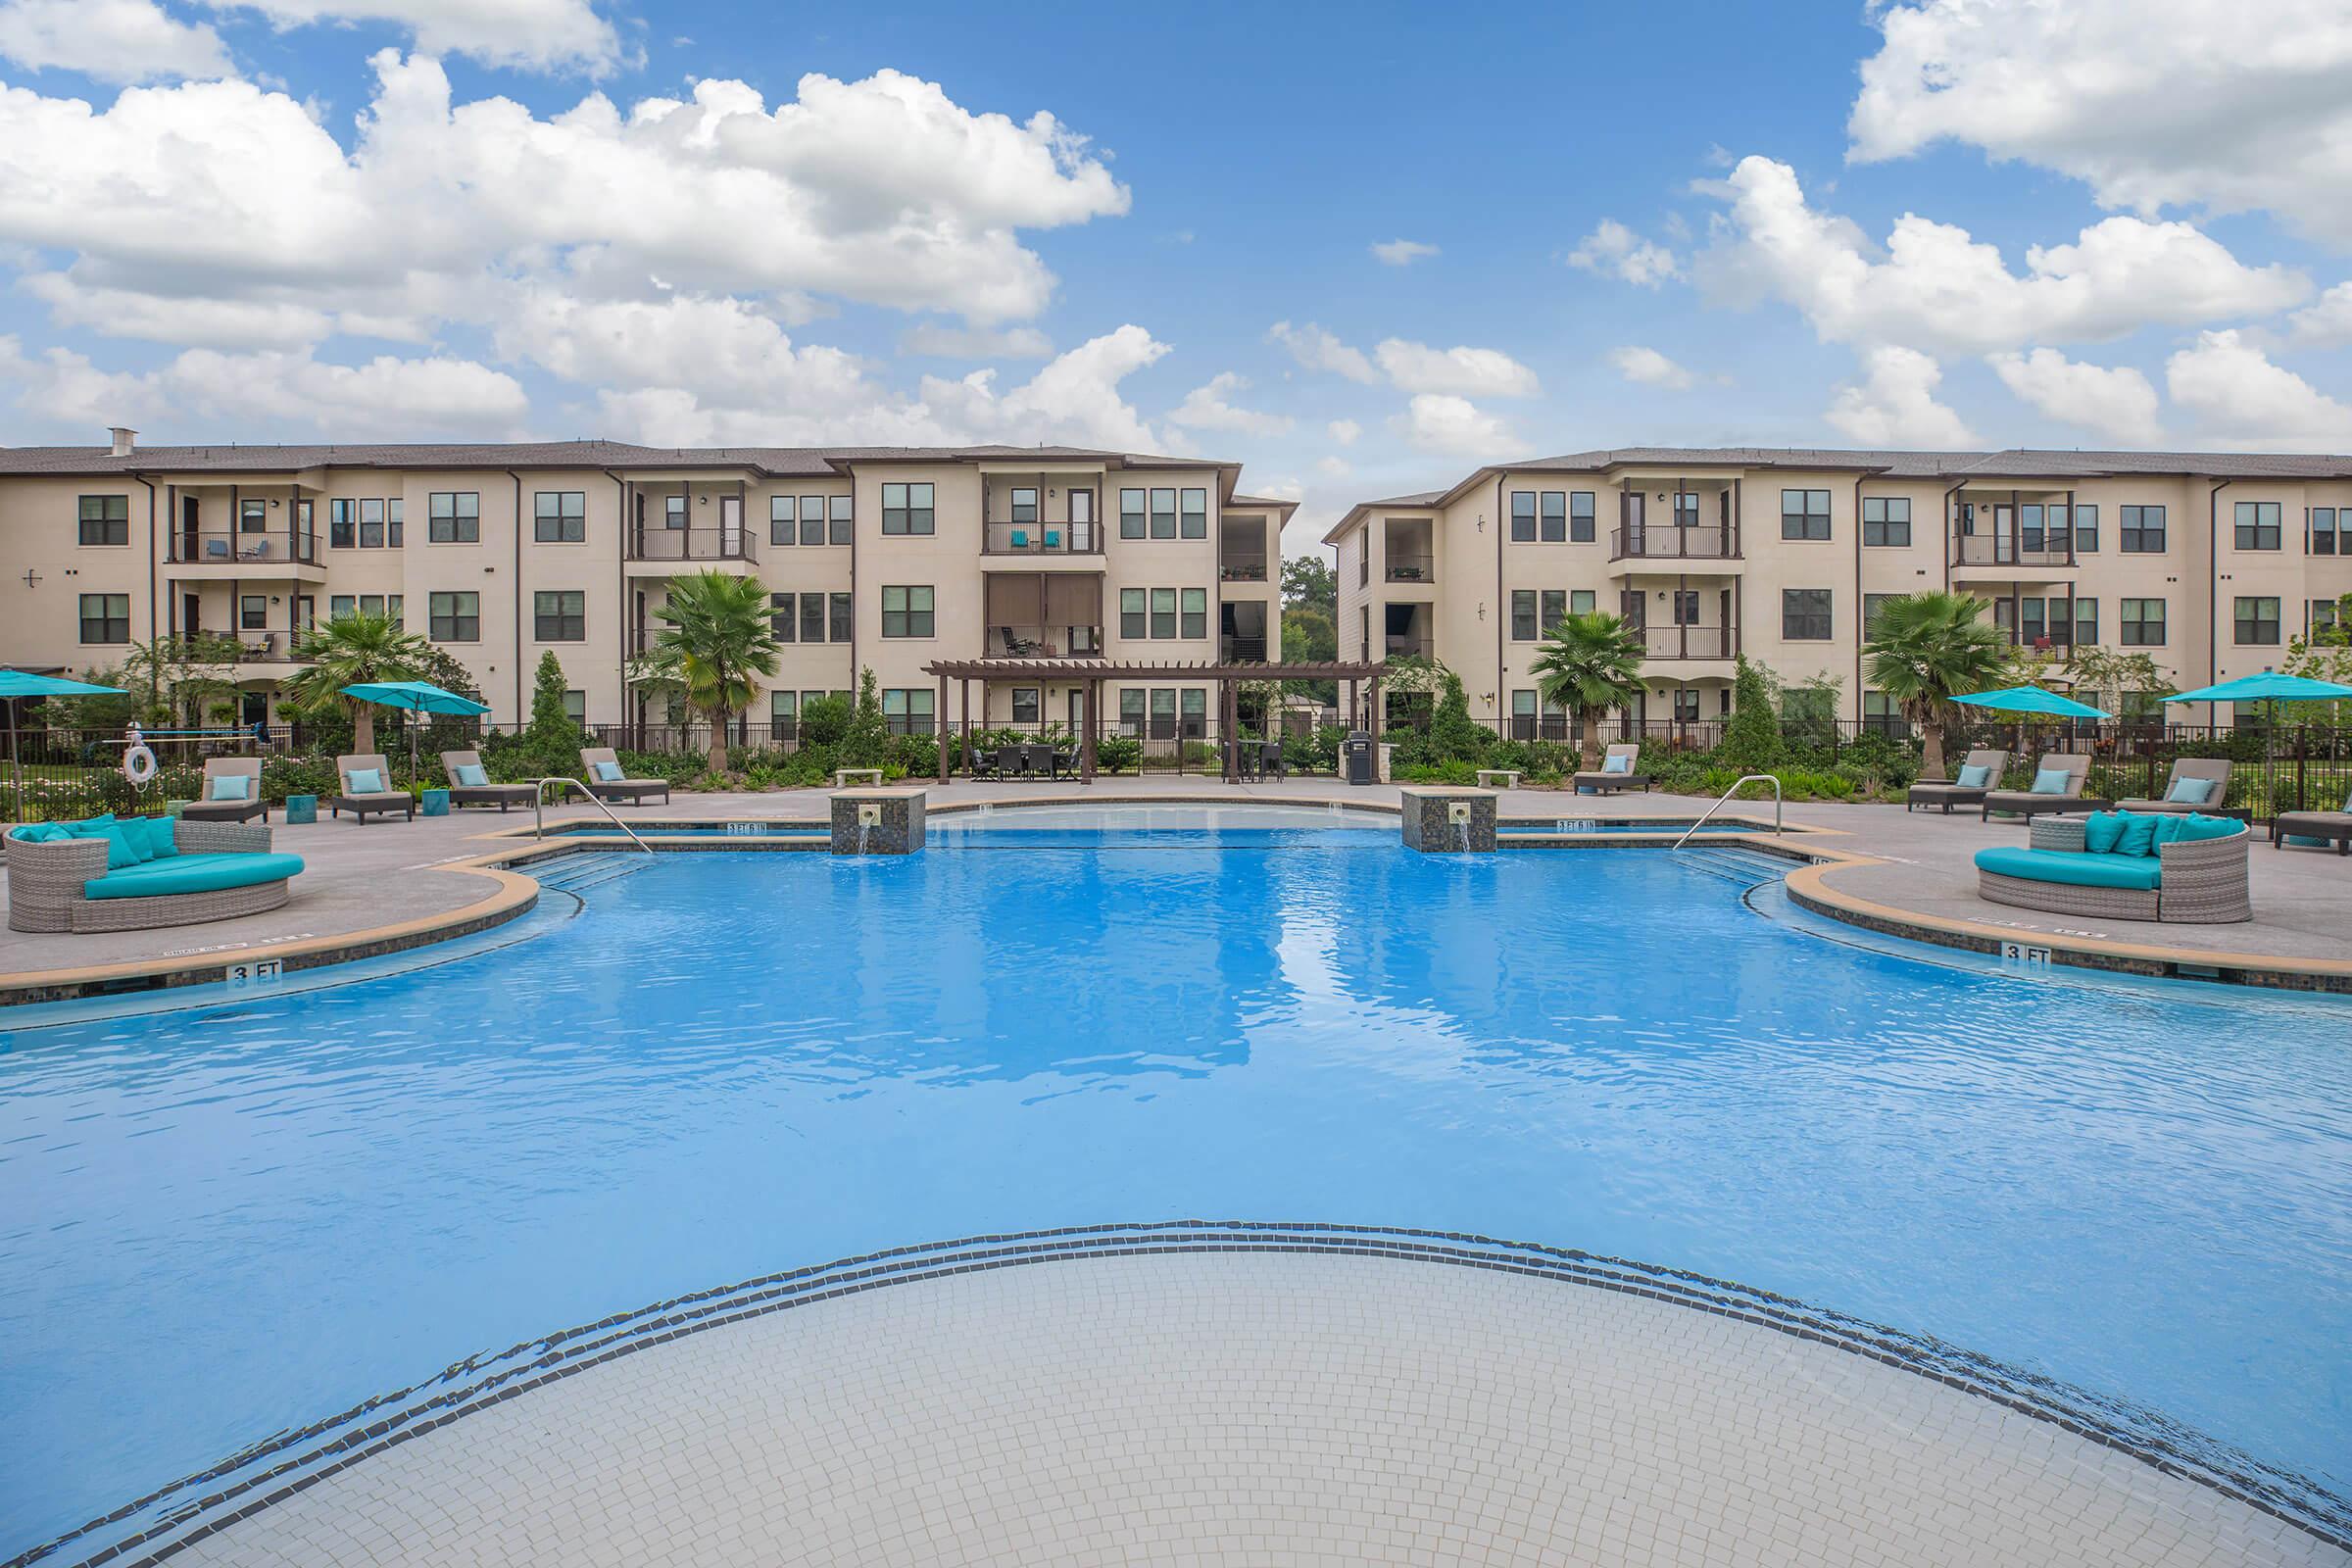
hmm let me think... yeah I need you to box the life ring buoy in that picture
[122,744,158,784]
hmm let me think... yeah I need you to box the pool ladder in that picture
[531,778,655,854]
[1673,774,1782,849]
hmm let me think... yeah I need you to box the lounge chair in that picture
[580,747,668,806]
[1573,742,1649,794]
[1981,752,2107,821]
[2115,758,2233,816]
[178,757,269,823]
[1905,749,2007,814]
[2271,789,2352,855]
[442,750,537,811]
[329,753,415,822]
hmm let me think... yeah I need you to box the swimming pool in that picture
[2,815,2347,1560]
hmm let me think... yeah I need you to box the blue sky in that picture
[1,0,2348,553]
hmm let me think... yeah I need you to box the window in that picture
[664,495,687,530]
[2071,597,2098,647]
[881,689,936,735]
[1863,690,1905,737]
[2120,598,2165,647]
[2311,508,2338,557]
[2069,505,2097,553]
[1151,488,1177,540]
[1180,688,1206,737]
[1568,491,1596,543]
[769,495,795,546]
[1509,491,1536,543]
[1569,589,1595,614]
[2020,596,2045,646]
[769,690,797,739]
[294,499,315,554]
[829,592,853,643]
[1540,589,1566,634]
[2020,504,2046,555]
[534,491,586,543]
[770,592,795,641]
[829,494,853,545]
[881,585,935,638]
[2120,504,2166,553]
[239,594,268,631]
[1540,491,1567,542]
[2312,600,2339,636]
[2234,596,2280,645]
[2120,691,2169,724]
[1010,488,1038,525]
[1120,587,1147,640]
[801,496,826,547]
[1180,587,1207,639]
[1010,688,1040,725]
[1151,587,1177,639]
[330,595,353,618]
[77,494,129,546]
[1119,688,1145,732]
[238,498,267,535]
[800,594,826,644]
[428,591,479,642]
[1673,688,1701,722]
[78,593,129,643]
[1672,492,1700,530]
[1782,588,1832,640]
[1861,496,1910,547]
[359,498,385,549]
[1671,590,1700,625]
[534,590,585,642]
[1510,589,1538,641]
[880,482,934,535]
[2234,501,2282,551]
[562,690,586,727]
[427,492,478,544]
[1510,690,1537,737]
[329,499,355,548]
[1862,593,1895,638]
[387,497,404,547]
[1781,489,1831,541]
[1179,488,1207,539]
[1120,488,1147,540]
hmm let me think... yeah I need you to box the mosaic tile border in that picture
[13,1220,2344,1568]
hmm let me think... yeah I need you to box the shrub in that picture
[890,733,939,779]
[1096,734,1144,774]
[799,695,852,746]
[839,669,891,767]
[1720,657,1782,772]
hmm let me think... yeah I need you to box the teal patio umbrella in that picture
[1950,686,2112,719]
[340,681,491,782]
[0,669,129,822]
[2162,672,2352,708]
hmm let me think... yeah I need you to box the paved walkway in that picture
[171,1249,2339,1568]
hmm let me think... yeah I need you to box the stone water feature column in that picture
[830,787,926,855]
[1397,787,1497,853]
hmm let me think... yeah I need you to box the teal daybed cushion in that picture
[1975,846,2163,892]
[84,852,305,900]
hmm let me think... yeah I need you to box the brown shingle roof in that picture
[0,440,1234,478]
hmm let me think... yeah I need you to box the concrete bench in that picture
[834,767,885,788]
[1474,769,1522,790]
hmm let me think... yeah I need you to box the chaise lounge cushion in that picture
[83,851,306,899]
[1955,763,1992,788]
[1975,846,2163,892]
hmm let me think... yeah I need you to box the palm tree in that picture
[651,569,780,773]
[1861,591,2011,778]
[1531,612,1648,769]
[279,612,429,755]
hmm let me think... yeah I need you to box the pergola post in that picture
[935,669,950,783]
[959,678,972,774]
[1221,676,1240,783]
[1367,674,1382,742]
[1348,678,1359,730]
[1081,676,1098,784]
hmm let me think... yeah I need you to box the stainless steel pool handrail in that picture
[1673,774,1782,848]
[533,778,655,854]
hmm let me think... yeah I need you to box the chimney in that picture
[108,426,136,459]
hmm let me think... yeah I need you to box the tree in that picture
[1721,657,1782,771]
[279,612,430,755]
[122,633,242,727]
[650,569,780,773]
[1861,591,2011,778]
[1280,603,1337,705]
[1531,612,1647,769]
[842,667,891,767]
[521,651,584,775]
[2064,646,2171,722]
[1280,555,1336,613]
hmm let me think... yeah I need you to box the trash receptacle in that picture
[1343,730,1375,786]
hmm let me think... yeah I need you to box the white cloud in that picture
[1315,455,1351,479]
[1370,238,1438,266]
[1850,0,2352,245]
[1609,345,1695,390]
[21,270,331,348]
[1824,345,1978,448]
[1326,417,1360,446]
[1695,155,2307,355]
[1373,338,1540,398]
[1167,371,1293,436]
[2286,282,2352,347]
[1390,392,1520,461]
[1567,219,1680,286]
[899,321,1053,359]
[1266,319,1377,383]
[0,0,230,82]
[2166,329,2352,449]
[211,0,627,75]
[1986,348,2163,446]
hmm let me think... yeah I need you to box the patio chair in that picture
[1573,743,1650,794]
[329,753,415,822]
[995,745,1030,779]
[442,750,537,811]
[580,747,669,806]
[1905,749,2008,814]
[1981,751,2107,821]
[1259,740,1287,781]
[2271,788,2352,855]
[2115,758,2233,815]
[178,757,269,823]
[1024,742,1057,779]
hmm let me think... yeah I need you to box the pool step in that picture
[1675,845,1795,888]
[529,853,647,895]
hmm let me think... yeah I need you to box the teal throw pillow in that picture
[455,762,489,787]
[2175,813,2244,843]
[2112,811,2160,857]
[2030,766,2072,795]
[210,773,253,802]
[1955,763,1992,788]
[2082,812,2125,855]
[2165,776,2216,805]
[592,760,623,782]
[345,768,384,795]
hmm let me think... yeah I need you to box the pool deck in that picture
[1,778,2346,1002]
[158,1245,2343,1568]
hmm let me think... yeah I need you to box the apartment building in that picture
[0,433,1289,738]
[1330,447,2352,735]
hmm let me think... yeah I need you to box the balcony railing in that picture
[1384,555,1435,584]
[1952,535,2073,569]
[1636,624,1735,660]
[626,525,757,564]
[1608,524,1739,562]
[985,624,1103,659]
[1220,633,1268,662]
[170,528,320,566]
[1219,556,1269,582]
[231,631,308,662]
[983,520,1101,555]
[1384,634,1433,660]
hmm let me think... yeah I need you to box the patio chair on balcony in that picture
[2114,758,2233,816]
[1905,749,2008,813]
[1009,529,1030,550]
[204,538,230,561]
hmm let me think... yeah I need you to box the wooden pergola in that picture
[919,658,1391,783]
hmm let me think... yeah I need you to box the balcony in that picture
[1384,634,1433,660]
[1384,555,1435,585]
[983,624,1103,660]
[169,527,322,570]
[983,520,1102,556]
[1951,534,2073,572]
[1609,524,1740,563]
[1219,555,1269,582]
[625,525,758,566]
[1219,632,1268,662]
[1636,624,1736,661]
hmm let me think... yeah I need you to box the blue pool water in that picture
[3,823,2350,1558]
